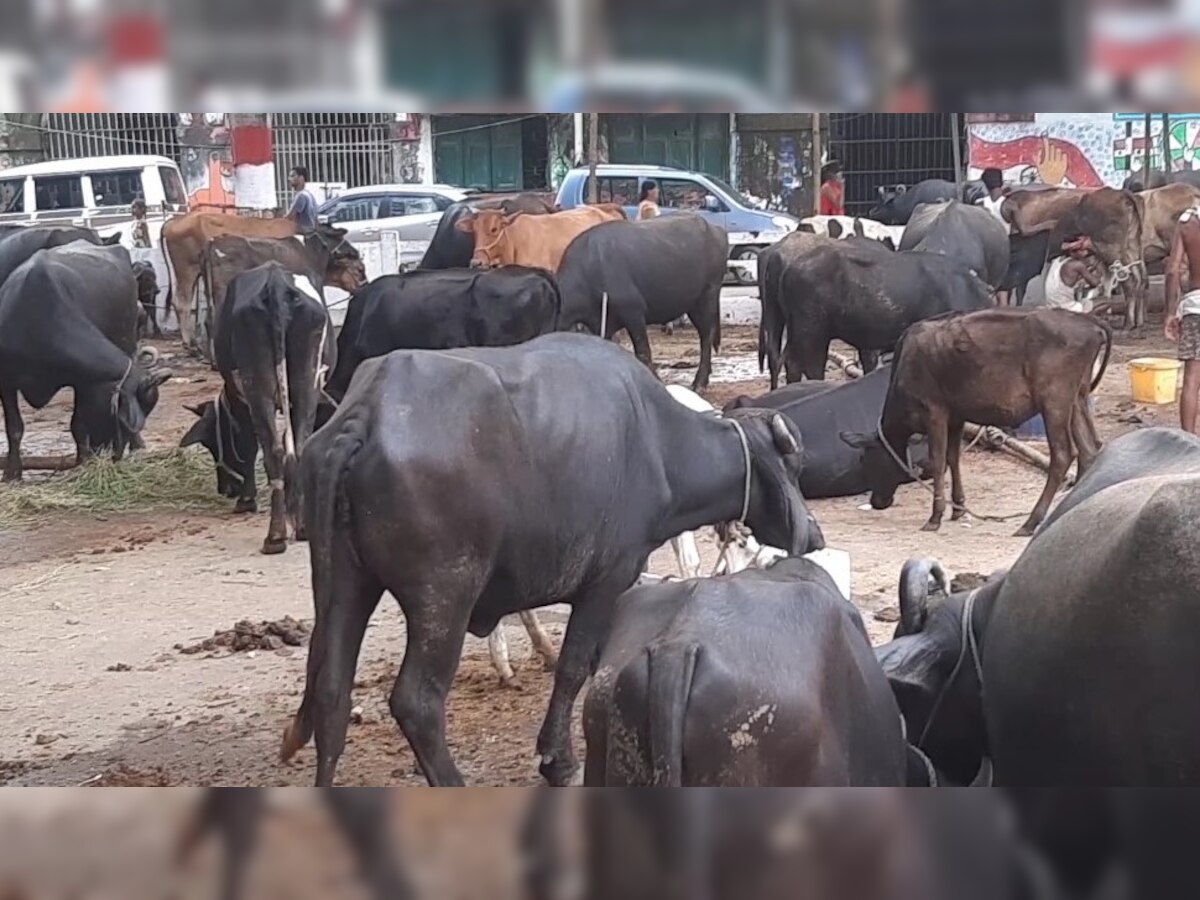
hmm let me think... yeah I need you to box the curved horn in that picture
[136,345,161,367]
[898,558,948,634]
[770,413,799,455]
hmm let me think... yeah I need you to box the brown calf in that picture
[455,204,626,271]
[163,212,298,349]
[844,308,1112,536]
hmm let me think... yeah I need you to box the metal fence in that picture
[827,113,962,217]
[270,113,396,209]
[42,113,181,162]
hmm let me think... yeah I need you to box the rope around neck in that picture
[917,588,984,748]
[874,419,1027,525]
[110,358,135,416]
[212,391,245,484]
[711,418,753,577]
[900,715,940,787]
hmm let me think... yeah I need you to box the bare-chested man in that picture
[1165,206,1200,433]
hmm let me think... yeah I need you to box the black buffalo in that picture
[869,179,960,226]
[556,215,728,391]
[417,193,556,270]
[728,367,931,500]
[281,334,825,787]
[0,225,119,289]
[181,263,333,554]
[1122,168,1200,192]
[584,557,908,786]
[774,239,992,382]
[0,242,171,480]
[326,266,561,400]
[723,379,835,411]
[878,428,1200,787]
[899,200,1010,288]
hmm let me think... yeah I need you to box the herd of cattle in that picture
[2,171,1199,793]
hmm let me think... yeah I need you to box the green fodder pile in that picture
[0,450,236,526]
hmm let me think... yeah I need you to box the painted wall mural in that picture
[968,113,1200,189]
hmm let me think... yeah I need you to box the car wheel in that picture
[731,246,760,286]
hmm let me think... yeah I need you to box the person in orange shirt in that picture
[819,162,845,216]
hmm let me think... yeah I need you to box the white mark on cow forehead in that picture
[289,274,321,302]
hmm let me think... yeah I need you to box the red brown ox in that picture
[455,205,626,272]
[163,212,299,349]
[843,308,1112,537]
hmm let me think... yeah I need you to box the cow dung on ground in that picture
[176,616,310,656]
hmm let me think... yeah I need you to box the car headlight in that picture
[772,216,798,232]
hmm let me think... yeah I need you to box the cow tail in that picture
[270,280,297,464]
[280,416,368,763]
[646,643,700,787]
[1091,319,1114,393]
[161,224,177,331]
[713,311,723,354]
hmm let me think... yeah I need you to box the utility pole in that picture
[588,112,600,204]
[951,113,964,193]
[1162,112,1172,176]
[811,112,822,217]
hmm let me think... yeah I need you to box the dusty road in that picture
[0,322,1178,787]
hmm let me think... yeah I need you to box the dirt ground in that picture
[0,318,1180,789]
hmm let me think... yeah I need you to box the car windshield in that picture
[705,176,753,208]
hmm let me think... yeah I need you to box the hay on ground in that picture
[0,450,243,526]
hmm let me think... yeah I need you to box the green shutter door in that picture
[697,114,730,179]
[435,135,464,188]
[463,129,492,191]
[490,122,522,191]
[608,116,642,165]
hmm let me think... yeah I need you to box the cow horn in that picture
[898,557,948,634]
[770,413,799,455]
[136,345,161,367]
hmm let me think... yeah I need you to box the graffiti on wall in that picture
[1113,115,1200,175]
[178,114,235,210]
[968,114,1113,188]
[970,113,1200,190]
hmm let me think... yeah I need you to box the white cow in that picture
[800,215,905,249]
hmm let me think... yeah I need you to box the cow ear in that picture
[455,217,476,234]
[147,369,172,389]
[180,417,209,448]
[969,758,995,788]
[840,430,874,449]
[877,186,887,199]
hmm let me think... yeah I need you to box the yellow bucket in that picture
[1129,357,1183,405]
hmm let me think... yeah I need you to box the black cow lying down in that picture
[879,427,1200,789]
[583,557,908,786]
[282,334,825,787]
[326,266,561,400]
[181,263,332,555]
[0,242,171,480]
[727,366,932,501]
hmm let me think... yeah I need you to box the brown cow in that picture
[201,228,365,352]
[455,205,626,271]
[843,308,1112,537]
[162,212,299,349]
[1002,187,1094,237]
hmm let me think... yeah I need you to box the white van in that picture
[0,154,190,331]
[0,154,189,238]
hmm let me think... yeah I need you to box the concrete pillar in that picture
[0,114,44,171]
[228,113,275,212]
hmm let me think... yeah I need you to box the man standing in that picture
[819,162,845,216]
[287,165,318,230]
[976,167,1013,305]
[1165,205,1200,433]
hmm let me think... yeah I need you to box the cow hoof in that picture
[261,538,288,556]
[539,754,579,787]
[951,509,967,522]
[293,526,308,543]
[540,656,559,672]
[234,499,258,515]
[920,520,943,533]
[2,472,20,484]
[1014,523,1037,538]
[499,676,522,691]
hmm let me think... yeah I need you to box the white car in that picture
[316,183,471,247]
